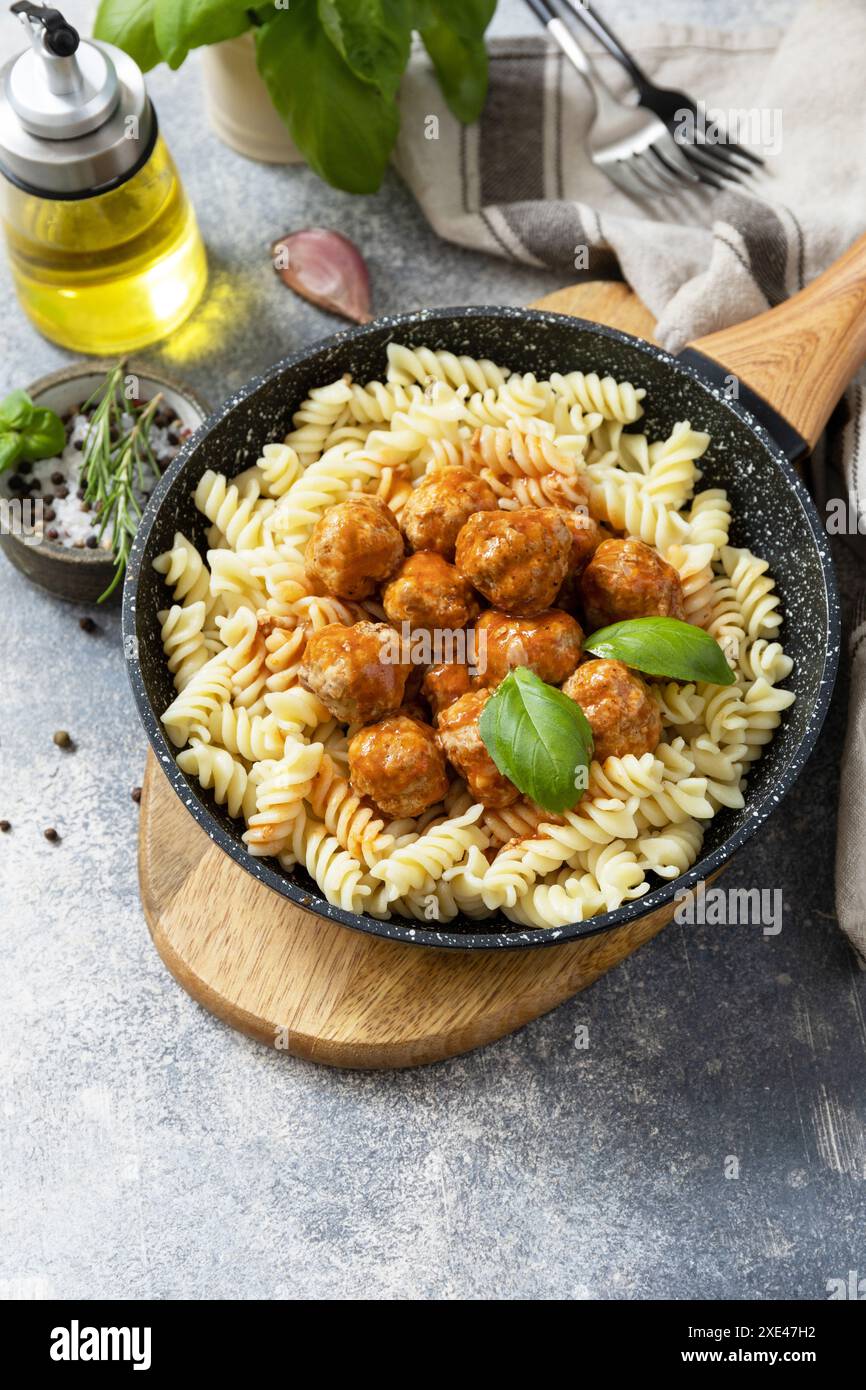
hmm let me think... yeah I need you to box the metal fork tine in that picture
[647,131,701,185]
[648,140,700,187]
[690,166,725,192]
[689,138,759,176]
[628,156,673,197]
[683,145,746,186]
[691,166,725,192]
[721,141,764,167]
[607,160,654,199]
[642,147,687,194]
[603,161,640,197]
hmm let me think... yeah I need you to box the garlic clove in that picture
[272,228,372,325]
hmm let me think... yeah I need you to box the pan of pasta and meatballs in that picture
[123,239,861,946]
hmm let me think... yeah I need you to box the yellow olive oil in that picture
[1,136,207,354]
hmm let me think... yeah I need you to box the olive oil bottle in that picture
[0,2,206,354]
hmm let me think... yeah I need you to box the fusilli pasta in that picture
[154,344,794,932]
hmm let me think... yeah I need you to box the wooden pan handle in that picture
[685,231,866,452]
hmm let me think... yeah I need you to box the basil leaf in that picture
[585,616,736,687]
[479,667,594,815]
[426,0,496,44]
[409,1,436,25]
[153,0,254,70]
[19,407,66,463]
[0,433,23,472]
[94,0,162,72]
[0,390,34,432]
[420,0,495,123]
[256,2,399,194]
[318,0,412,102]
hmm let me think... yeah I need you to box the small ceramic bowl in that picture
[0,360,209,605]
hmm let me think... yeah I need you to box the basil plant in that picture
[95,0,497,194]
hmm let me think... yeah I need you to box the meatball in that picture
[422,661,472,719]
[382,551,479,633]
[562,658,661,762]
[454,507,572,617]
[401,466,498,558]
[436,689,519,808]
[349,715,449,819]
[474,608,584,688]
[305,495,403,600]
[580,537,685,631]
[299,621,409,724]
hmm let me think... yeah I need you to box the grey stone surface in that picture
[2,0,865,1303]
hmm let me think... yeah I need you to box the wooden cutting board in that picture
[139,279,680,1071]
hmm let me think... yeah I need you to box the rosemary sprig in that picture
[79,362,166,602]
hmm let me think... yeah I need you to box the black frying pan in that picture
[125,237,866,949]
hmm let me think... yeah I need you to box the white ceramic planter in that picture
[200,33,305,166]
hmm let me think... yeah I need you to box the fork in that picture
[562,0,764,184]
[524,0,700,197]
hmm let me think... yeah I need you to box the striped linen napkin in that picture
[395,0,866,959]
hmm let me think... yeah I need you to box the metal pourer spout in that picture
[11,2,82,96]
[1,0,149,189]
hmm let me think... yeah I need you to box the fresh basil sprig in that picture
[0,390,66,473]
[585,616,735,687]
[479,667,594,815]
[95,0,496,194]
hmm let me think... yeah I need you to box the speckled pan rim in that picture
[123,305,841,952]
